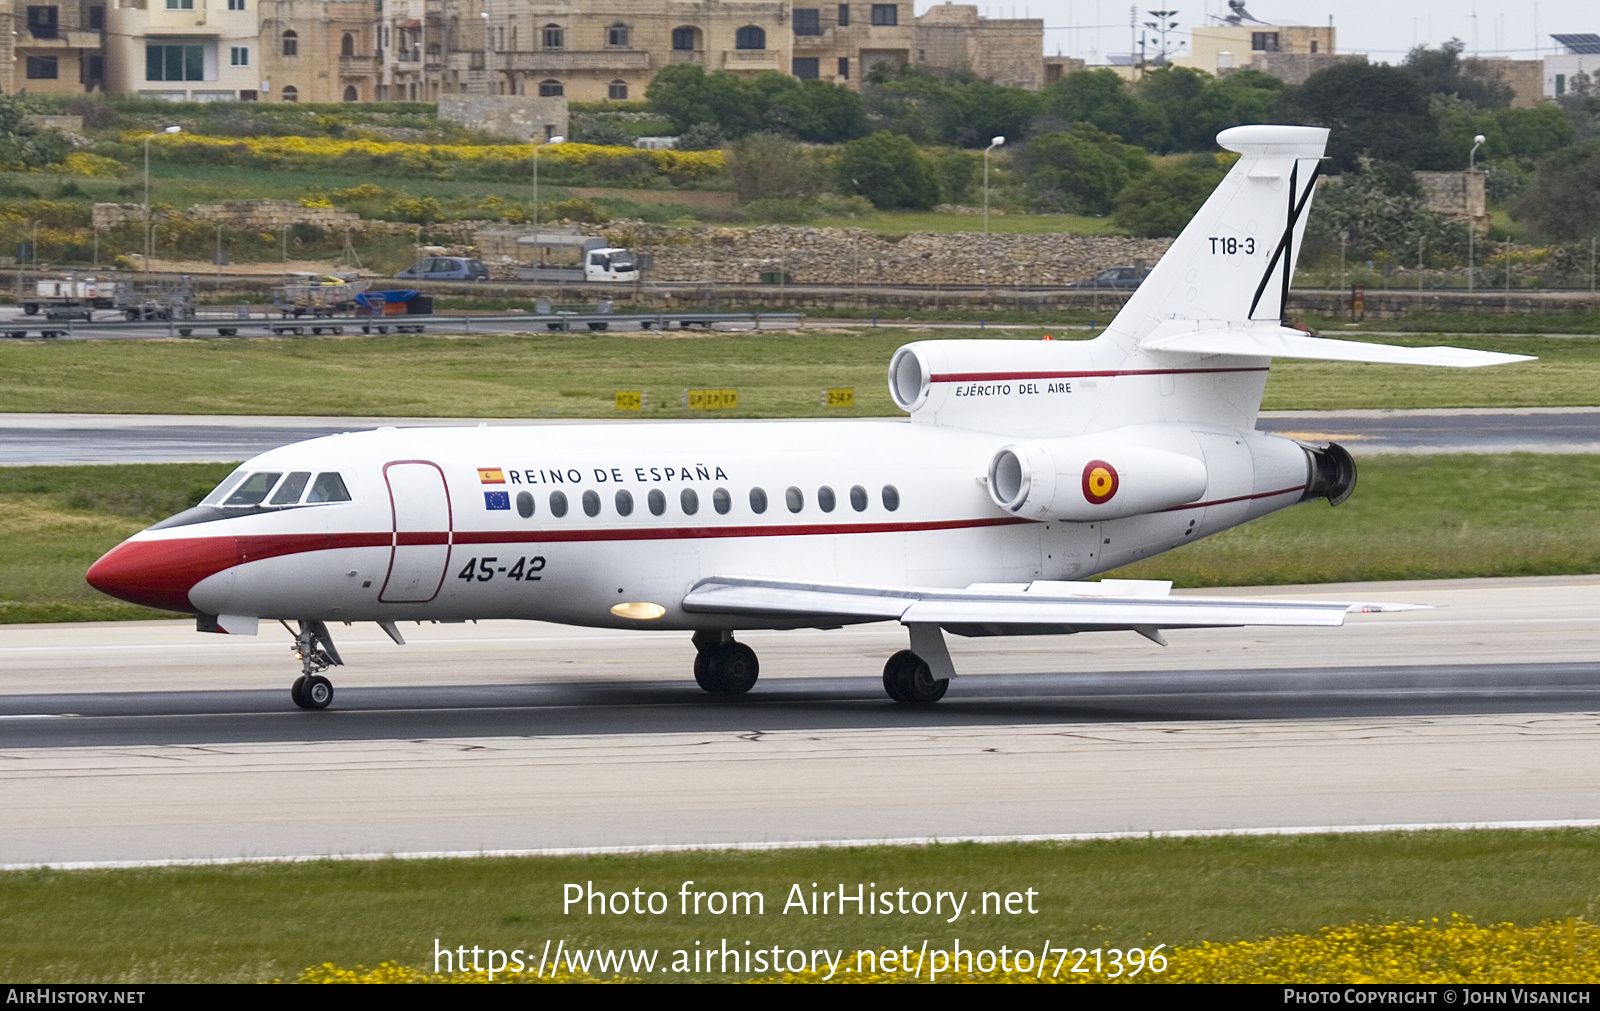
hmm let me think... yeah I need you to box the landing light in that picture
[611,601,666,620]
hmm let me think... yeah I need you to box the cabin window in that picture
[881,484,900,511]
[785,486,804,513]
[582,490,601,517]
[749,487,768,513]
[713,488,731,514]
[516,491,534,518]
[648,489,666,515]
[615,490,633,516]
[681,488,699,515]
[817,486,836,512]
[270,471,311,505]
[549,490,568,517]
[850,485,868,511]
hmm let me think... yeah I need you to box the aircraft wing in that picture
[682,576,1421,639]
[1142,327,1533,368]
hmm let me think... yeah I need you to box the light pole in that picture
[984,135,1005,235]
[143,125,181,277]
[1467,133,1485,293]
[531,134,565,267]
[481,11,493,94]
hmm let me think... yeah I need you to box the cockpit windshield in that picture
[223,472,283,507]
[307,472,352,503]
[199,467,248,507]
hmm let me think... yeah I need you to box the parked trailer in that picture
[22,275,127,317]
[352,289,433,334]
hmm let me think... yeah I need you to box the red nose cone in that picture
[87,536,238,614]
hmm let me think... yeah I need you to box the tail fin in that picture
[1110,125,1328,342]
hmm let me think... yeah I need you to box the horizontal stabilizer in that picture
[682,576,1412,637]
[1144,328,1534,368]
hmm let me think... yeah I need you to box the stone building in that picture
[914,3,1042,90]
[1174,20,1335,77]
[258,0,381,102]
[4,0,105,95]
[790,1,913,87]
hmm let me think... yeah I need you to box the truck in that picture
[23,275,127,320]
[515,233,642,284]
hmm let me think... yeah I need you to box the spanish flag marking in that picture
[478,467,506,485]
[1082,459,1119,505]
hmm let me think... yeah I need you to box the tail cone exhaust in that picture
[1301,442,1357,506]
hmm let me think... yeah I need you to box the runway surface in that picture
[1,575,1597,865]
[5,408,1600,464]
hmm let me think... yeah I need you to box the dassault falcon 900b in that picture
[87,126,1531,708]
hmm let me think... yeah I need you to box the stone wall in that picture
[1415,171,1489,230]
[94,201,487,242]
[438,95,569,143]
[581,224,1174,286]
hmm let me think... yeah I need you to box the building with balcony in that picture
[788,1,911,87]
[105,0,261,100]
[5,0,106,94]
[913,4,1039,89]
[258,0,381,102]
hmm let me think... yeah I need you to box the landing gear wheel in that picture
[692,639,759,694]
[301,674,333,709]
[882,649,948,704]
[290,675,308,708]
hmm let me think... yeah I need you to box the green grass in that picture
[0,329,1594,418]
[809,211,1125,235]
[2,830,1597,982]
[0,463,234,623]
[17,455,1600,622]
[1111,454,1600,586]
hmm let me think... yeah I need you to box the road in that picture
[5,408,1600,465]
[1,575,1597,865]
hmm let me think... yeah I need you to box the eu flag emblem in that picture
[484,491,511,510]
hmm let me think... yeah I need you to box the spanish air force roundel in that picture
[1082,459,1119,504]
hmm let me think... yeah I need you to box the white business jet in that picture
[87,125,1530,709]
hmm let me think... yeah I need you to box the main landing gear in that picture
[882,649,949,704]
[691,630,759,694]
[283,620,343,709]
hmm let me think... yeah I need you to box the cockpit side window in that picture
[199,467,249,506]
[223,472,283,507]
[306,472,352,503]
[270,471,312,505]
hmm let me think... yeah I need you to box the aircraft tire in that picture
[882,650,948,704]
[290,675,309,708]
[302,675,334,709]
[695,642,759,694]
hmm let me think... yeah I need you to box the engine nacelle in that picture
[987,437,1208,521]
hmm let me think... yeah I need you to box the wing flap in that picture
[1144,327,1534,368]
[683,576,1365,632]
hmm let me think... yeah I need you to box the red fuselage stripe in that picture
[930,367,1270,382]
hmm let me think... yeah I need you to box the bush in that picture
[675,122,724,151]
[1112,155,1228,237]
[740,198,820,223]
[816,194,875,217]
[728,132,825,203]
[569,119,633,147]
[834,132,940,211]
[1515,141,1600,242]
[1013,124,1151,215]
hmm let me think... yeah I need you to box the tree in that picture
[1111,155,1227,237]
[1042,69,1170,152]
[1013,124,1150,215]
[1515,141,1600,242]
[1403,39,1514,109]
[932,78,1045,149]
[760,76,867,143]
[645,64,760,137]
[727,132,825,203]
[1274,62,1445,171]
[1305,160,1466,262]
[834,132,941,210]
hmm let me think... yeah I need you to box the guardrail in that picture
[0,310,803,341]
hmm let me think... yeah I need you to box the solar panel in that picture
[1552,33,1600,54]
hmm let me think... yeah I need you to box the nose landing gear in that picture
[283,620,343,709]
[691,630,759,694]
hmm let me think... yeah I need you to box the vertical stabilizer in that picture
[1107,125,1329,345]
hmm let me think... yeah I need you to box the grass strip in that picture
[0,329,1596,417]
[3,829,1598,982]
[10,455,1600,622]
